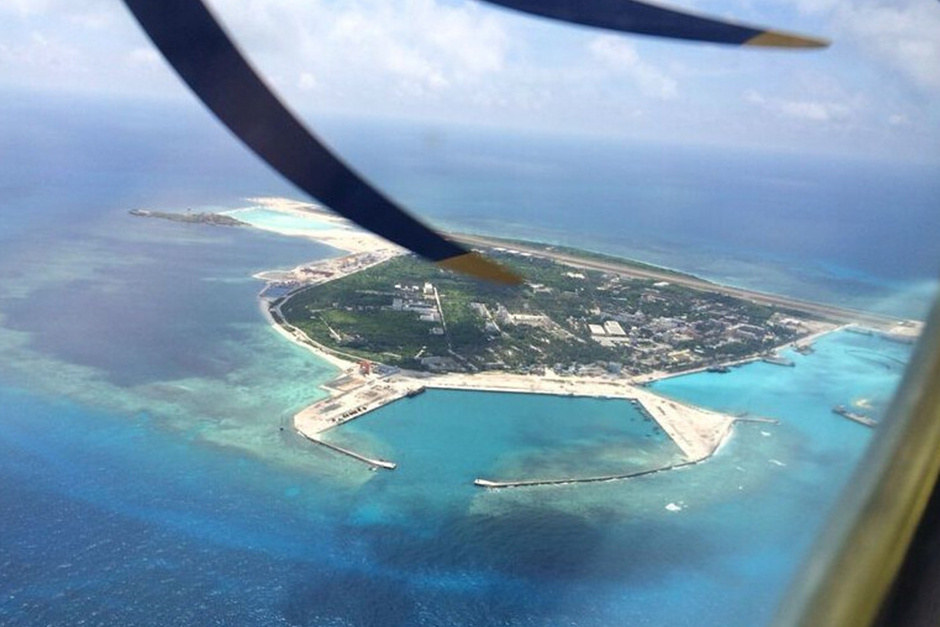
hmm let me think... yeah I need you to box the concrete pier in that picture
[735,416,780,425]
[297,430,397,470]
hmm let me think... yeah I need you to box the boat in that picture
[832,405,877,428]
[761,355,795,367]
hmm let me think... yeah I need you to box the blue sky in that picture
[2,0,939,161]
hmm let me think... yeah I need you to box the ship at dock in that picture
[405,387,426,398]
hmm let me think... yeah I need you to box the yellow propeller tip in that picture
[745,30,830,49]
[437,251,524,286]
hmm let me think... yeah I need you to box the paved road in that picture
[452,233,909,329]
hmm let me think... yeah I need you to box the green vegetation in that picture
[128,209,247,227]
[280,250,808,374]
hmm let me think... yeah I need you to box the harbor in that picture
[290,367,737,480]
[246,207,920,484]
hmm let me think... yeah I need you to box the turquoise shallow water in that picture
[0,99,928,624]
[324,390,683,503]
[0,197,917,625]
[652,331,909,438]
[0,330,912,626]
[226,207,338,234]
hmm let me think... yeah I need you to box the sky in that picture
[1,0,939,161]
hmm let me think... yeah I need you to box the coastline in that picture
[240,196,922,484]
[290,367,738,485]
[451,233,921,332]
[233,196,406,257]
[629,324,845,385]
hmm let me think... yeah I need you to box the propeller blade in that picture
[121,0,522,285]
[479,0,829,48]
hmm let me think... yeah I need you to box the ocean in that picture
[0,91,934,625]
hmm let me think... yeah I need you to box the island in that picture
[233,198,920,487]
[129,208,249,227]
[136,197,925,487]
[274,250,828,376]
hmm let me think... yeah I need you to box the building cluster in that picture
[389,271,806,375]
[578,285,806,371]
[282,250,813,379]
[262,251,394,299]
[468,276,806,375]
[390,282,443,331]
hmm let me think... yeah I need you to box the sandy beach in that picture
[242,195,921,484]
[239,196,405,256]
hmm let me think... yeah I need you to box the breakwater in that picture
[292,372,736,484]
[296,430,397,470]
[474,418,738,489]
[474,458,701,489]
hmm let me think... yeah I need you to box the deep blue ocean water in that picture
[314,118,940,319]
[4,92,938,316]
[0,334,912,627]
[0,90,932,625]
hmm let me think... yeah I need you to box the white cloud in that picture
[744,88,854,123]
[0,0,938,159]
[888,113,908,127]
[207,0,509,101]
[298,72,317,91]
[836,1,940,93]
[0,30,85,76]
[588,36,678,100]
[125,47,160,69]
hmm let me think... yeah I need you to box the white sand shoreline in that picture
[234,196,405,256]
[238,195,921,485]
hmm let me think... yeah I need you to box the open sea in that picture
[0,91,936,625]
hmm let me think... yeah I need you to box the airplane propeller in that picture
[477,0,828,48]
[122,0,827,284]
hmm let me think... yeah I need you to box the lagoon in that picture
[225,207,339,235]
